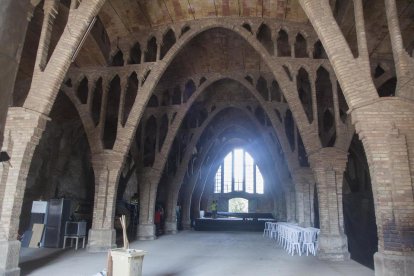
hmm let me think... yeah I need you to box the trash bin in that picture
[200,210,205,218]
[111,249,147,276]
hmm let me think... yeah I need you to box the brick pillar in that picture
[294,180,305,225]
[0,107,49,275]
[0,0,33,151]
[164,164,188,234]
[181,171,200,230]
[292,168,313,227]
[87,151,124,252]
[309,148,350,261]
[164,186,178,234]
[191,167,210,222]
[352,99,414,276]
[283,186,295,223]
[136,168,159,240]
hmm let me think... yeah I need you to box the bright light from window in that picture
[214,165,222,193]
[214,149,265,195]
[223,153,232,193]
[234,149,244,191]
[256,166,264,194]
[245,152,254,193]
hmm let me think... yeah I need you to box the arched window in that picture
[214,149,264,194]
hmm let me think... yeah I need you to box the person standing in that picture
[211,200,218,219]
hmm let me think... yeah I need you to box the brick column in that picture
[136,168,159,240]
[0,0,33,151]
[191,167,210,222]
[292,168,314,227]
[164,157,190,234]
[88,151,124,252]
[0,107,49,276]
[181,171,200,230]
[283,186,295,223]
[352,98,414,276]
[164,186,179,234]
[309,148,350,261]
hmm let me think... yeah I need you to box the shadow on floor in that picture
[20,248,72,276]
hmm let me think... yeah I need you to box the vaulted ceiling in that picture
[98,0,308,39]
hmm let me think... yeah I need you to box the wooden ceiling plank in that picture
[216,0,239,17]
[188,0,216,19]
[99,2,130,40]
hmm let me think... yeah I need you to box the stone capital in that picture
[291,167,314,183]
[308,147,348,173]
[91,150,125,170]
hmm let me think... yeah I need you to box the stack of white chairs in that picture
[286,228,302,256]
[302,229,316,256]
[263,221,273,238]
[270,223,278,240]
[263,222,320,257]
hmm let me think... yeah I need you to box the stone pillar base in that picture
[182,220,192,230]
[318,234,350,261]
[164,221,177,234]
[137,224,156,240]
[0,240,20,276]
[87,229,116,252]
[374,252,414,276]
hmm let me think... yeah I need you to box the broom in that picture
[120,215,129,249]
[107,215,129,276]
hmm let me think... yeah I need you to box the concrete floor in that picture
[20,230,374,276]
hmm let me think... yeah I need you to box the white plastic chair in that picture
[287,229,302,256]
[302,230,316,256]
[263,222,272,237]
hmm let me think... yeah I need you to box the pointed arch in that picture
[161,29,177,59]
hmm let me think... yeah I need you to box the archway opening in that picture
[343,135,378,269]
[229,198,248,213]
[19,92,95,246]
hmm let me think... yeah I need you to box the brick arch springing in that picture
[23,0,107,116]
[298,0,378,108]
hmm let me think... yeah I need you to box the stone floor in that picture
[20,230,374,276]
